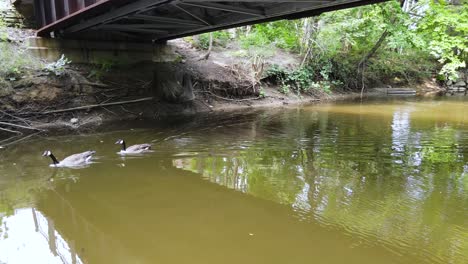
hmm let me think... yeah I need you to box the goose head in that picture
[115,139,126,151]
[42,150,59,165]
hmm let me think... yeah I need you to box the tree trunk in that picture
[300,17,319,66]
[358,29,389,69]
[358,28,391,98]
[200,32,213,60]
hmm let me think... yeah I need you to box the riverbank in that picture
[0,31,325,134]
[0,27,447,138]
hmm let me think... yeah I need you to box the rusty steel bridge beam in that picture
[35,0,388,42]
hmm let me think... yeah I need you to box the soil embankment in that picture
[0,31,335,135]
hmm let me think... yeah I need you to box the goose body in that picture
[116,139,151,154]
[43,150,96,167]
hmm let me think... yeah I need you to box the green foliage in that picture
[266,64,335,94]
[365,50,436,85]
[0,42,41,80]
[230,45,276,59]
[259,87,266,98]
[417,0,468,80]
[299,0,441,89]
[212,31,231,47]
[87,59,118,80]
[422,127,458,163]
[279,84,290,94]
[239,21,302,51]
[194,33,211,50]
[202,0,440,90]
[181,0,465,90]
[193,31,232,50]
[0,19,42,83]
[0,17,7,41]
[287,66,315,92]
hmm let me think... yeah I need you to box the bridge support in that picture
[26,37,181,64]
[26,37,194,103]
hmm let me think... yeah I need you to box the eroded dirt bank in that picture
[0,62,335,132]
[0,37,337,135]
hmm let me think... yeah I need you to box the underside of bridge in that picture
[35,0,386,42]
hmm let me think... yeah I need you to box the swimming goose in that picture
[42,150,96,167]
[115,139,151,154]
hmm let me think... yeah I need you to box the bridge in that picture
[34,0,386,42]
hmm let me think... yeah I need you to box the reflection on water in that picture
[0,209,83,264]
[0,98,467,264]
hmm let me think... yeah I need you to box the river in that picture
[0,97,467,264]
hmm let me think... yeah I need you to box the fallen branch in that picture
[0,131,42,148]
[0,127,22,134]
[101,106,118,116]
[0,110,31,126]
[0,121,44,131]
[0,135,20,144]
[78,81,109,88]
[196,91,263,102]
[39,97,154,115]
[120,106,140,116]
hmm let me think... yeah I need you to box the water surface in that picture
[1,97,467,264]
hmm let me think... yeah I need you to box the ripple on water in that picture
[1,98,468,264]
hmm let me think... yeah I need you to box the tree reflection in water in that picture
[173,103,468,264]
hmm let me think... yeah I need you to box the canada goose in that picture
[42,150,96,167]
[115,139,151,154]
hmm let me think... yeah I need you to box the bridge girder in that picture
[35,0,388,42]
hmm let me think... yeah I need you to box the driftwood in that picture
[0,97,153,136]
[0,131,43,148]
[39,97,154,114]
[0,121,44,131]
[196,91,263,102]
[0,110,31,126]
[78,81,109,88]
[0,110,44,135]
[0,127,22,134]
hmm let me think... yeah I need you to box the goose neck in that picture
[50,154,59,165]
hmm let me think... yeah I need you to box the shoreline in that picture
[0,28,447,140]
[0,86,372,139]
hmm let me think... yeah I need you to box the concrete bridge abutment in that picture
[27,37,194,103]
[26,37,180,64]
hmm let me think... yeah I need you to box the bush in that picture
[192,31,232,50]
[0,42,41,80]
[365,50,437,86]
[212,31,231,47]
[230,45,276,59]
[193,33,211,50]
[239,21,301,51]
[306,49,438,90]
[266,64,335,94]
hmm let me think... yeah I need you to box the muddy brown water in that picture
[0,97,467,264]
